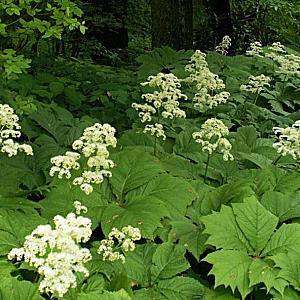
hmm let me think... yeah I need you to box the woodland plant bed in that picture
[0,4,299,298]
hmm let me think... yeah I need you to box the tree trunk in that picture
[151,0,193,50]
[206,0,233,41]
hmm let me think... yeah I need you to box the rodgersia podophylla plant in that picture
[50,123,117,195]
[8,201,92,298]
[240,74,271,104]
[272,120,300,164]
[0,104,33,157]
[193,118,233,182]
[97,226,141,263]
[215,35,231,55]
[246,41,264,57]
[184,50,230,110]
[132,73,187,143]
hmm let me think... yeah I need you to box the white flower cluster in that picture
[246,41,300,77]
[246,41,264,57]
[240,74,271,94]
[192,118,233,161]
[143,123,166,140]
[215,35,231,55]
[132,73,187,140]
[8,202,92,298]
[185,50,230,110]
[273,120,300,160]
[97,225,141,263]
[0,104,33,157]
[50,123,117,195]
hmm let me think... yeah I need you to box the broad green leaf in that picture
[262,223,300,256]
[40,180,109,227]
[238,152,272,169]
[261,191,300,222]
[128,174,196,218]
[274,172,300,193]
[110,150,164,200]
[233,126,257,153]
[204,250,253,299]
[202,205,251,252]
[0,278,43,300]
[203,286,239,300]
[151,243,189,282]
[272,250,300,290]
[232,197,278,255]
[133,288,164,300]
[76,289,131,300]
[124,244,157,286]
[158,277,204,300]
[169,219,206,258]
[102,196,169,239]
[248,259,287,294]
[0,259,15,277]
[0,209,47,255]
[271,287,300,300]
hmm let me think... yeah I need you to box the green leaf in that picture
[40,181,109,229]
[0,209,47,255]
[261,191,300,222]
[203,286,239,300]
[272,250,300,290]
[169,219,206,258]
[262,224,300,256]
[76,289,131,300]
[202,205,251,252]
[248,259,287,294]
[49,81,64,97]
[204,250,253,299]
[0,278,43,300]
[232,197,278,255]
[157,277,204,300]
[151,243,189,282]
[233,126,257,153]
[102,196,170,239]
[128,174,196,218]
[110,150,164,200]
[271,287,300,300]
[124,244,157,286]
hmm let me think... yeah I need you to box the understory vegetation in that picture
[0,1,299,299]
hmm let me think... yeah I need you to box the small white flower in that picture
[192,118,233,161]
[273,120,300,160]
[0,104,33,157]
[246,41,263,57]
[73,201,88,215]
[8,209,92,298]
[215,35,231,55]
[240,74,271,94]
[143,123,166,140]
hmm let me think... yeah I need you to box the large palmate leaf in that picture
[232,196,278,255]
[102,196,170,238]
[272,250,300,291]
[203,287,239,300]
[202,197,300,299]
[0,278,43,300]
[262,224,300,256]
[248,259,287,294]
[110,150,164,201]
[202,205,251,252]
[261,191,300,222]
[40,180,110,229]
[157,277,204,300]
[128,174,196,218]
[169,219,206,258]
[124,244,157,286]
[151,243,189,282]
[74,289,131,300]
[0,209,47,255]
[204,250,253,299]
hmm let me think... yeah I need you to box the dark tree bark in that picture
[151,0,193,50]
[205,0,233,41]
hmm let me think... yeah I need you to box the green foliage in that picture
[202,197,300,299]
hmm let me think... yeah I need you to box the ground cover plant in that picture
[0,1,300,300]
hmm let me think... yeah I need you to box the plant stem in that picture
[153,135,157,156]
[204,153,211,183]
[254,92,259,105]
[272,154,282,165]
